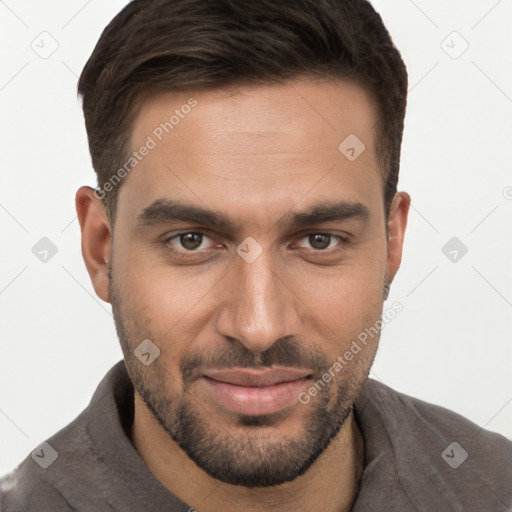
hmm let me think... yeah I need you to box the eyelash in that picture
[161,229,350,259]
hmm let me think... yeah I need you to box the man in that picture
[1,0,511,510]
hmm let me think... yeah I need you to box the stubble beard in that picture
[109,273,374,488]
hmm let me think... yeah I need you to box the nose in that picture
[215,247,301,353]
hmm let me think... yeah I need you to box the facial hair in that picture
[109,270,374,488]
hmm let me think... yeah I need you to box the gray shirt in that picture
[1,361,511,511]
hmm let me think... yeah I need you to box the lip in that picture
[203,367,312,387]
[201,367,312,416]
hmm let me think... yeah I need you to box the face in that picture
[80,78,409,488]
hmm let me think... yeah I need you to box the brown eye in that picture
[165,231,215,252]
[308,234,332,250]
[297,233,342,251]
[179,233,204,250]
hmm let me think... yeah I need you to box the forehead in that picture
[118,79,384,227]
[132,78,378,153]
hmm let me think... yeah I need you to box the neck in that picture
[131,393,364,512]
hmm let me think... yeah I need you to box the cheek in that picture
[115,238,213,316]
[114,246,224,366]
[285,243,387,356]
[296,244,386,306]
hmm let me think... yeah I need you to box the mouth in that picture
[201,367,313,416]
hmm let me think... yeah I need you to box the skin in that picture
[76,78,409,512]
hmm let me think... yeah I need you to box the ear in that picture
[385,191,410,287]
[75,186,112,303]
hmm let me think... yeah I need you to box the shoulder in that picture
[0,363,126,512]
[0,455,76,512]
[0,405,119,512]
[359,377,512,451]
[355,378,512,510]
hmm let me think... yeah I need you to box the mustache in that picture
[180,336,329,384]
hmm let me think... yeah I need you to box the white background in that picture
[1,0,511,476]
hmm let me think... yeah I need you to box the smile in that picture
[201,367,312,416]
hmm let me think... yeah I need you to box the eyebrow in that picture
[136,198,370,233]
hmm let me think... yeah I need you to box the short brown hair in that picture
[78,0,408,224]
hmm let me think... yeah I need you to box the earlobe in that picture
[385,191,410,288]
[75,186,112,303]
